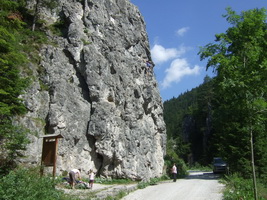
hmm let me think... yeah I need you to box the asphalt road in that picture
[121,171,225,200]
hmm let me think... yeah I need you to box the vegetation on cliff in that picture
[0,0,46,175]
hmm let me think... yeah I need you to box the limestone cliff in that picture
[19,0,166,180]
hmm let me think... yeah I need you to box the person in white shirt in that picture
[171,163,177,182]
[69,168,81,189]
[88,169,95,189]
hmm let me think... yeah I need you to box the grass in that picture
[137,175,170,189]
[95,177,136,185]
[222,173,267,200]
[105,190,128,200]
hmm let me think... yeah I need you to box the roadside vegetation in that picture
[136,175,170,189]
[0,167,71,200]
[222,174,267,200]
[95,177,136,185]
[0,166,172,200]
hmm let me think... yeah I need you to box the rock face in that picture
[19,0,166,180]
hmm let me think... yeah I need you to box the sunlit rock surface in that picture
[19,0,166,180]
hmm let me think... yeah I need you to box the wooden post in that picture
[53,137,59,177]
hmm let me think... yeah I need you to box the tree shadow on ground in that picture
[186,171,224,180]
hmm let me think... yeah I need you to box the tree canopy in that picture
[199,8,267,183]
[0,0,29,118]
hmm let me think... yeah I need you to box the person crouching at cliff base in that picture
[171,163,177,182]
[69,168,81,189]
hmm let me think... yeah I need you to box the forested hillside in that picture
[164,75,214,165]
[164,7,267,188]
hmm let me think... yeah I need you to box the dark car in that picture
[212,157,228,174]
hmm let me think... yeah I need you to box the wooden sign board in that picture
[40,134,63,176]
[42,138,56,166]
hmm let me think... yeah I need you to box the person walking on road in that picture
[171,163,177,182]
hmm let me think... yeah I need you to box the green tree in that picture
[199,7,267,199]
[0,0,31,175]
[0,1,29,117]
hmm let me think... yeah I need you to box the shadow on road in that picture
[186,171,223,180]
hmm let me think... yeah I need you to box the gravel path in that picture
[121,171,225,200]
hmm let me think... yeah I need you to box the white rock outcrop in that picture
[19,0,166,180]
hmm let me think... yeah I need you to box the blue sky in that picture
[130,0,267,101]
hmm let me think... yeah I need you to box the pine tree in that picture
[0,0,30,175]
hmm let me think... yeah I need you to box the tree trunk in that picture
[250,127,258,200]
[32,0,40,31]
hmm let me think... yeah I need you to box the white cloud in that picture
[161,58,201,89]
[151,44,189,64]
[151,44,178,64]
[176,27,190,37]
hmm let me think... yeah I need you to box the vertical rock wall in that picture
[19,0,166,180]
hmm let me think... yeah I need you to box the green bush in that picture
[0,121,30,176]
[137,178,156,189]
[223,173,267,200]
[0,167,67,200]
[165,158,188,178]
[137,181,149,189]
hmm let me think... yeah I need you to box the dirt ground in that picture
[59,182,138,199]
[121,171,225,200]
